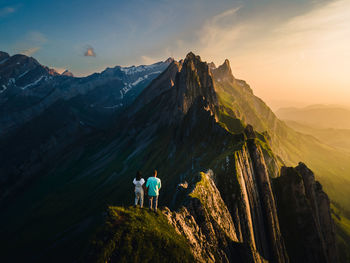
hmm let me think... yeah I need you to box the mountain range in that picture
[0,51,349,262]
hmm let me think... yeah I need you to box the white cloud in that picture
[26,31,47,45]
[211,7,241,23]
[196,7,244,62]
[140,55,157,64]
[14,31,47,56]
[22,47,40,56]
[0,6,16,17]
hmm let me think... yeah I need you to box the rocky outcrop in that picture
[295,163,338,263]
[164,145,335,263]
[123,52,220,140]
[164,171,263,263]
[273,163,338,263]
[174,52,218,116]
[211,59,235,83]
[246,129,288,263]
[128,60,182,115]
[61,70,74,77]
[164,135,291,263]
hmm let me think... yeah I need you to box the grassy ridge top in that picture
[85,206,194,263]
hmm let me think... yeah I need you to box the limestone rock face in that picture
[123,52,220,140]
[295,163,338,263]
[274,163,338,263]
[211,59,235,83]
[176,52,218,116]
[247,139,288,263]
[165,138,290,263]
[164,171,238,262]
[164,171,264,263]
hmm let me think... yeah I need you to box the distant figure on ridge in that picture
[146,169,162,212]
[133,171,145,208]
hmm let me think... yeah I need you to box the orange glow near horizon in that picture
[195,0,350,109]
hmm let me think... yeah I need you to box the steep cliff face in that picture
[273,163,338,263]
[163,147,336,263]
[164,171,241,263]
[246,129,288,263]
[214,136,289,263]
[174,52,218,117]
[164,130,290,262]
[125,52,218,130]
[211,59,235,84]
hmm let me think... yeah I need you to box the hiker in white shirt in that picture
[133,171,145,208]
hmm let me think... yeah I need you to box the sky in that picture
[1,0,349,109]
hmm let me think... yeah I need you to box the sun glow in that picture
[197,0,350,108]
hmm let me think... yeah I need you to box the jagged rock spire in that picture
[211,58,235,83]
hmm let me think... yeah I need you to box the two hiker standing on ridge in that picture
[133,169,161,212]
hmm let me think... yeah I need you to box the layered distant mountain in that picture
[276,105,350,129]
[284,120,350,153]
[0,51,348,263]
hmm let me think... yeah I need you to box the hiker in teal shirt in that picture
[146,170,161,212]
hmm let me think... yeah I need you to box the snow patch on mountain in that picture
[122,85,132,94]
[0,58,8,65]
[7,78,15,85]
[149,71,162,75]
[21,75,45,90]
[104,103,123,109]
[120,63,159,75]
[18,70,29,79]
[131,77,144,86]
[0,85,7,93]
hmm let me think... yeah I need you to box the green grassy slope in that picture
[84,206,194,263]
